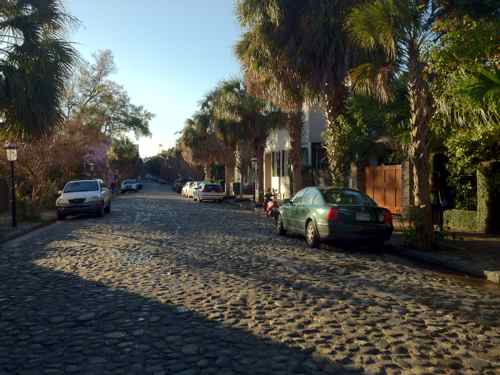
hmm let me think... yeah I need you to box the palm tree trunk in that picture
[255,143,265,204]
[324,84,349,185]
[224,153,235,197]
[288,110,303,195]
[408,46,434,250]
[204,163,212,181]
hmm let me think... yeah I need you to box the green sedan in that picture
[276,187,393,248]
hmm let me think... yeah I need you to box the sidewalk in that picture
[0,210,56,243]
[389,232,500,284]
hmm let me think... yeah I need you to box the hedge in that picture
[444,209,478,232]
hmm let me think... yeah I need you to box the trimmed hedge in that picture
[444,209,478,232]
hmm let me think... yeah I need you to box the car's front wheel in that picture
[97,206,105,217]
[105,202,111,214]
[276,214,286,236]
[305,220,320,248]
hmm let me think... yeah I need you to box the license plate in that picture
[356,212,371,222]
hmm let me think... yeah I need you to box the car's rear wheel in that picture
[276,215,286,236]
[305,220,320,248]
[105,202,111,214]
[97,206,105,217]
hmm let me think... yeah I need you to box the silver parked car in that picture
[56,179,112,220]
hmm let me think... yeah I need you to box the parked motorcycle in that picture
[264,191,279,219]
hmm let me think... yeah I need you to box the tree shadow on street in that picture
[0,236,364,374]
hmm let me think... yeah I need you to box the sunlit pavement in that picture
[1,183,499,374]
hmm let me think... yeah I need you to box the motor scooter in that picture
[264,191,279,219]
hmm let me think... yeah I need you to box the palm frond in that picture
[349,62,396,103]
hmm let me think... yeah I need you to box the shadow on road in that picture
[0,235,363,374]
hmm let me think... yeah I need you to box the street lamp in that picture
[4,143,17,228]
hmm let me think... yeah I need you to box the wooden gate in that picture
[364,165,402,214]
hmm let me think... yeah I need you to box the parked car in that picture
[181,182,193,197]
[56,179,111,220]
[193,182,224,202]
[276,187,393,248]
[136,180,144,190]
[120,179,139,193]
[174,178,187,193]
[183,181,202,199]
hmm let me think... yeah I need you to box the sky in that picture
[65,0,242,158]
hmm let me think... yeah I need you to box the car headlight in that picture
[56,198,68,206]
[86,196,101,203]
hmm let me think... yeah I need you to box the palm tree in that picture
[0,0,77,138]
[236,0,370,186]
[346,0,439,249]
[210,79,284,202]
[235,24,306,195]
[178,113,224,181]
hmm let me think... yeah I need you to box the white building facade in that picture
[263,105,327,199]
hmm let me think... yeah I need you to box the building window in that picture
[271,150,290,177]
[272,152,277,177]
[311,143,326,170]
[301,147,310,166]
[276,151,281,177]
[282,150,287,177]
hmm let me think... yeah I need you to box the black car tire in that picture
[97,206,105,217]
[57,212,65,221]
[105,202,111,214]
[276,215,286,236]
[305,220,320,249]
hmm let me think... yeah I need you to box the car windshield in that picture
[322,189,377,206]
[64,181,99,193]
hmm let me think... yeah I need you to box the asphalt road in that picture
[1,183,499,374]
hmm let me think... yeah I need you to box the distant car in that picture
[277,187,393,248]
[193,182,224,202]
[181,182,192,197]
[158,178,167,184]
[56,179,111,220]
[120,179,139,193]
[175,178,189,193]
[136,180,144,190]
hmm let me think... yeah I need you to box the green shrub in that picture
[443,209,477,232]
[16,194,41,222]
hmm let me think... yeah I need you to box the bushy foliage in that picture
[323,83,410,184]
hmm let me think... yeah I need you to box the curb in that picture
[223,199,255,211]
[386,243,499,284]
[1,218,57,244]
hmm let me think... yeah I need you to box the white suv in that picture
[56,179,111,220]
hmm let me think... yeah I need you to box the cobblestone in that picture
[0,184,499,374]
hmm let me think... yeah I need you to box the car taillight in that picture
[326,207,339,223]
[383,209,393,225]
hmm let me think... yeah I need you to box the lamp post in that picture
[4,143,17,228]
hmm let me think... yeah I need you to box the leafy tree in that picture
[0,0,78,138]
[323,80,410,180]
[63,50,153,139]
[430,4,499,209]
[107,137,141,179]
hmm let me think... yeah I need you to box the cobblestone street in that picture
[1,184,499,375]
